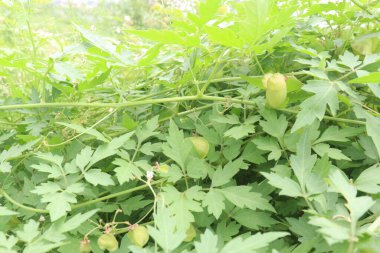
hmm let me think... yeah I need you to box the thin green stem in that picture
[253,52,265,75]
[0,189,49,214]
[71,179,165,210]
[350,0,380,22]
[277,108,366,126]
[0,95,366,127]
[1,179,165,214]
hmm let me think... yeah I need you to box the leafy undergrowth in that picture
[0,0,380,253]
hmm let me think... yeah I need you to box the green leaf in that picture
[56,122,108,142]
[0,232,17,253]
[216,221,240,241]
[308,217,350,245]
[186,157,209,179]
[312,143,351,161]
[135,116,159,144]
[84,169,114,186]
[224,124,255,139]
[328,169,357,202]
[232,209,277,230]
[262,172,303,197]
[41,191,77,221]
[75,146,93,172]
[212,159,247,187]
[113,158,143,184]
[162,185,205,230]
[349,72,380,84]
[54,62,84,82]
[59,209,98,233]
[260,110,288,140]
[202,189,225,219]
[16,220,40,242]
[292,80,339,132]
[252,137,282,161]
[217,186,274,212]
[89,131,134,167]
[314,126,363,144]
[199,0,223,25]
[75,25,118,58]
[338,51,361,69]
[354,106,380,159]
[0,205,18,216]
[355,164,380,194]
[147,204,186,252]
[290,131,317,190]
[220,232,289,253]
[162,121,192,169]
[205,26,243,48]
[194,229,219,253]
[128,30,200,47]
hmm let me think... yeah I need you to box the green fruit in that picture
[184,224,196,242]
[189,137,209,159]
[80,239,91,253]
[97,234,118,252]
[351,33,380,55]
[263,73,287,108]
[217,4,229,14]
[158,164,169,173]
[127,226,149,247]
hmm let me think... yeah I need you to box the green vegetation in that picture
[0,0,380,252]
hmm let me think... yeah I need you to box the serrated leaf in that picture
[212,159,247,187]
[224,124,255,139]
[16,220,40,242]
[75,146,93,172]
[161,185,205,230]
[217,186,274,212]
[0,206,18,216]
[252,137,282,161]
[290,131,317,190]
[355,164,380,194]
[312,143,351,161]
[162,121,192,169]
[260,110,288,140]
[292,80,339,132]
[308,217,350,245]
[314,126,363,144]
[220,232,289,253]
[59,209,98,233]
[113,159,143,184]
[202,189,225,219]
[84,169,114,186]
[194,229,219,253]
[262,172,303,197]
[232,209,277,230]
[56,122,107,142]
[135,116,159,143]
[349,72,380,84]
[41,191,77,221]
[147,204,186,252]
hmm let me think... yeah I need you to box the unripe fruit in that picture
[184,224,196,242]
[158,164,169,173]
[263,73,287,108]
[80,239,91,253]
[189,137,209,159]
[127,225,149,247]
[97,234,118,252]
[217,4,229,14]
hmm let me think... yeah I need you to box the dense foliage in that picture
[1,0,380,252]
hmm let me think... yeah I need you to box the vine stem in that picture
[0,95,366,126]
[350,0,380,22]
[0,179,165,214]
[0,189,49,213]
